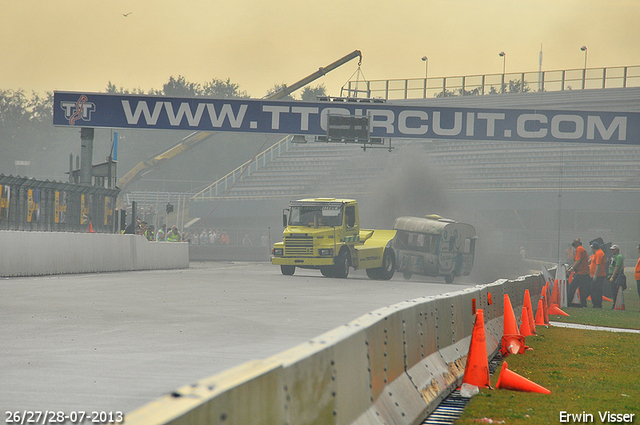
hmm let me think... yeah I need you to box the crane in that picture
[116,50,362,192]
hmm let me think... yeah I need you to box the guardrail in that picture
[343,65,640,100]
[126,273,544,425]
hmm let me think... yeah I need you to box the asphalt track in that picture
[0,262,475,416]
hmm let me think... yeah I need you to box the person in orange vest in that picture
[635,244,640,311]
[590,241,606,308]
[567,238,590,307]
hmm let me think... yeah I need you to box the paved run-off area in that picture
[1,262,475,414]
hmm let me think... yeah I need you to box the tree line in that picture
[104,75,327,101]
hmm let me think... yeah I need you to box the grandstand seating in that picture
[213,142,388,198]
[127,87,640,206]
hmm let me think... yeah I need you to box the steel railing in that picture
[343,65,640,100]
[190,135,293,200]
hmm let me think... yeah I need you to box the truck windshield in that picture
[289,204,343,227]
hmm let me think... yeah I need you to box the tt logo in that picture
[61,95,96,125]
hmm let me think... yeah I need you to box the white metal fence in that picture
[343,65,640,100]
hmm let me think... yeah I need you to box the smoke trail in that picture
[359,144,452,229]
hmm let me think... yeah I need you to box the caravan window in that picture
[408,233,424,247]
[406,232,436,253]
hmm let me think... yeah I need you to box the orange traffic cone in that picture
[523,289,536,335]
[548,304,569,316]
[495,361,551,394]
[543,295,550,325]
[550,279,559,305]
[503,294,519,336]
[501,294,525,356]
[543,284,551,309]
[587,294,613,303]
[87,221,94,233]
[535,299,546,326]
[613,286,625,311]
[462,309,491,389]
[519,305,534,337]
[501,334,526,357]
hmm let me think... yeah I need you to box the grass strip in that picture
[553,273,639,329]
[455,274,640,424]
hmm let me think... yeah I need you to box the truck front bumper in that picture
[271,257,335,267]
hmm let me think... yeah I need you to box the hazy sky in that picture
[2,0,639,98]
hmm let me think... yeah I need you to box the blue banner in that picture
[53,91,640,145]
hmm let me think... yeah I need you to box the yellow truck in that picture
[271,198,396,279]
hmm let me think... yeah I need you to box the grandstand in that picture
[128,84,640,262]
[179,86,640,197]
[190,140,390,200]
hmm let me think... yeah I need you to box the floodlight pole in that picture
[422,56,428,98]
[580,46,588,89]
[499,52,506,93]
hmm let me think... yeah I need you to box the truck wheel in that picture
[402,272,412,280]
[334,250,350,279]
[366,268,380,280]
[366,249,395,280]
[445,274,454,284]
[281,265,295,276]
[377,249,395,280]
[320,267,335,277]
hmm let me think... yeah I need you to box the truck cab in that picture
[271,198,396,280]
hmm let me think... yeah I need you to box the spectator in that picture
[156,224,167,242]
[243,234,252,246]
[144,225,155,241]
[261,234,268,246]
[167,226,180,242]
[220,231,230,245]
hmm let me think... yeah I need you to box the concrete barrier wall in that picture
[126,273,545,425]
[0,231,189,276]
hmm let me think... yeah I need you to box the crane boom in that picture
[267,50,362,99]
[116,50,363,192]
